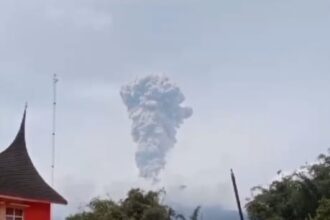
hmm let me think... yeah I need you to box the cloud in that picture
[46,5,112,31]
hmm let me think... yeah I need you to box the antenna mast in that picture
[51,74,58,186]
[231,169,245,220]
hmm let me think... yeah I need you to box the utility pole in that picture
[231,169,244,220]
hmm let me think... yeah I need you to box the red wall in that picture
[0,197,51,220]
[25,202,50,220]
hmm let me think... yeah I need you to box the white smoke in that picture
[120,75,193,182]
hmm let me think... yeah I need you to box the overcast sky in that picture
[0,0,330,218]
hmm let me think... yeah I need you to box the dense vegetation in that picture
[66,188,201,220]
[246,151,330,220]
[68,151,330,220]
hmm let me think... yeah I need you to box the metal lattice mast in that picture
[51,74,58,186]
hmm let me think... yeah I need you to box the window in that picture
[6,208,24,220]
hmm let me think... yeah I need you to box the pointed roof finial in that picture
[0,107,67,205]
[18,103,27,141]
[0,103,28,153]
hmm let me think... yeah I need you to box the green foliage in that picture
[66,188,201,220]
[246,151,330,220]
[313,198,330,220]
[141,207,169,220]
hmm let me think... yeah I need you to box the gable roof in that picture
[0,110,67,204]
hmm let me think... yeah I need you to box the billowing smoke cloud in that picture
[120,75,193,181]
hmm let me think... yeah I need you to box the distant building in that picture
[0,110,67,220]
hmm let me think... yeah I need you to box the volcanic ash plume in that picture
[120,75,193,181]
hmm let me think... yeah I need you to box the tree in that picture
[66,188,170,220]
[313,198,330,220]
[246,151,330,220]
[67,188,201,220]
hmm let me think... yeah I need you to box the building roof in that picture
[0,110,67,204]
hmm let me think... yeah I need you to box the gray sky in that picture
[0,0,330,218]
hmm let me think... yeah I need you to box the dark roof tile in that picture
[0,110,67,204]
